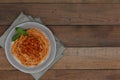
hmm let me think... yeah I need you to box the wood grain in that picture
[0,0,120,3]
[1,70,120,80]
[0,4,120,25]
[2,26,120,47]
[0,1,120,80]
[1,47,120,70]
[49,26,120,47]
[0,70,33,80]
[53,47,120,69]
[0,26,8,36]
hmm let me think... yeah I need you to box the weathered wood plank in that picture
[52,47,120,69]
[0,26,8,36]
[0,70,33,80]
[0,4,120,25]
[49,26,120,47]
[1,70,120,80]
[2,26,120,47]
[0,0,120,3]
[1,47,120,70]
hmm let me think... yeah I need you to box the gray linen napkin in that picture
[0,13,65,80]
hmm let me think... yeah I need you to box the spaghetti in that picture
[11,28,50,66]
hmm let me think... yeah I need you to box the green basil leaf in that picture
[12,33,21,41]
[16,27,27,35]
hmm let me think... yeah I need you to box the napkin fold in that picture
[0,12,65,80]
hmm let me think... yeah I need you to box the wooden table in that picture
[1,0,120,80]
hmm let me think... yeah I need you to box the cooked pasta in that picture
[11,28,50,66]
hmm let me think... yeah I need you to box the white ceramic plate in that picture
[5,22,56,73]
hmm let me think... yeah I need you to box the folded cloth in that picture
[0,12,65,80]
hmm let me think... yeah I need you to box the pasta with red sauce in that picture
[11,28,50,66]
